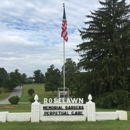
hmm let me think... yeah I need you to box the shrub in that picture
[8,96,20,104]
[111,90,130,109]
[28,89,35,96]
[95,92,114,108]
[96,90,130,109]
[0,90,1,94]
[29,96,35,103]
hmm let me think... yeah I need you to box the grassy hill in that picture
[20,84,57,103]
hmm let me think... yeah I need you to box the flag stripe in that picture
[61,6,68,42]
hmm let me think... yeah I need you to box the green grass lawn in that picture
[0,88,11,101]
[0,121,130,130]
[0,104,31,112]
[20,84,57,103]
[0,84,130,130]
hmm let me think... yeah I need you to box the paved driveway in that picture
[0,86,22,104]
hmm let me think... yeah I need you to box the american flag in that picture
[61,4,68,42]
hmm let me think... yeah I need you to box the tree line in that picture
[0,58,79,93]
[0,58,81,97]
[0,68,45,91]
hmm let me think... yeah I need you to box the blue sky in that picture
[0,0,129,77]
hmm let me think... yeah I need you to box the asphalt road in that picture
[0,86,22,104]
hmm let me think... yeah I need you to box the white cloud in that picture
[0,0,129,76]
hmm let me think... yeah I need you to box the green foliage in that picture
[28,88,35,96]
[33,70,45,83]
[14,69,21,85]
[96,90,130,109]
[0,68,8,88]
[14,69,29,84]
[75,0,130,101]
[0,68,28,87]
[29,96,35,103]
[26,77,34,84]
[45,65,61,92]
[21,73,27,84]
[74,72,91,101]
[62,58,79,95]
[0,90,1,94]
[3,72,20,91]
[8,96,20,104]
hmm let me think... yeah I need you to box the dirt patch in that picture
[0,105,18,109]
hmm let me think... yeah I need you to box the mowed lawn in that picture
[0,88,11,101]
[0,120,130,130]
[0,84,130,130]
[0,84,57,112]
[20,84,57,103]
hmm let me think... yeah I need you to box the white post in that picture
[0,112,8,122]
[63,39,65,90]
[86,94,96,121]
[116,110,128,120]
[31,94,40,122]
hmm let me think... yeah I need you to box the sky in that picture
[0,0,129,77]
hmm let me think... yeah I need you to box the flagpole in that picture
[63,39,65,90]
[61,3,68,98]
[63,3,66,91]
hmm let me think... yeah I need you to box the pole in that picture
[63,3,65,98]
[63,39,65,90]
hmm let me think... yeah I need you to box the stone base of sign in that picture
[0,94,128,122]
[40,116,86,121]
[40,104,86,121]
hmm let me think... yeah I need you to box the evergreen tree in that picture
[14,69,21,84]
[45,65,61,93]
[76,0,130,96]
[61,58,79,95]
[21,73,27,84]
[33,70,45,83]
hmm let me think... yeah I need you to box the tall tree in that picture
[76,0,130,96]
[3,72,20,91]
[21,73,27,84]
[62,58,79,95]
[40,73,45,83]
[33,70,44,83]
[14,69,21,85]
[45,65,61,93]
[0,68,8,87]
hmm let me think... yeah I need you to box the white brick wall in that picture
[96,112,118,121]
[7,113,31,122]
